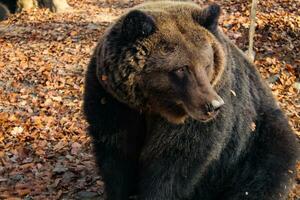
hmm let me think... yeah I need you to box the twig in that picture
[247,0,258,62]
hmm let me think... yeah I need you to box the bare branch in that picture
[247,0,258,62]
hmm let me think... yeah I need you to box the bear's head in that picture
[97,1,226,124]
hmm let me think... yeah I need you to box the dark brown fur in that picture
[84,1,299,199]
[96,1,226,123]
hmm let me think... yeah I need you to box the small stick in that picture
[247,0,258,62]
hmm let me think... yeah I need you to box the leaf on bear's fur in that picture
[230,90,237,97]
[250,122,256,132]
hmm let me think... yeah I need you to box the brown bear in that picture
[83,1,299,199]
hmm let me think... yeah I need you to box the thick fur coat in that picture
[83,1,299,199]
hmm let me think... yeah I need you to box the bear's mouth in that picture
[188,110,220,122]
[184,106,221,122]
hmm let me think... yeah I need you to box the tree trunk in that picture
[17,0,37,11]
[15,0,71,12]
[0,3,10,21]
[38,0,71,12]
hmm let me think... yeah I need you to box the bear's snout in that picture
[208,97,224,112]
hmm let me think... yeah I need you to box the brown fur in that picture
[96,1,225,123]
[84,1,299,199]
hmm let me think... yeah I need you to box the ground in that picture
[0,0,299,199]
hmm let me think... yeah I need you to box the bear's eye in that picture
[172,65,188,79]
[171,66,188,79]
[176,67,185,73]
[170,65,188,82]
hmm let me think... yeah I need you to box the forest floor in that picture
[0,0,299,199]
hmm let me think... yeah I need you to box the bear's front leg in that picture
[138,152,202,200]
[138,159,183,200]
[84,57,146,199]
[90,132,140,200]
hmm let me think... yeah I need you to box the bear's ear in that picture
[121,10,156,43]
[192,4,221,33]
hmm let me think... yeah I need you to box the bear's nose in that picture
[206,98,224,112]
[211,98,224,110]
